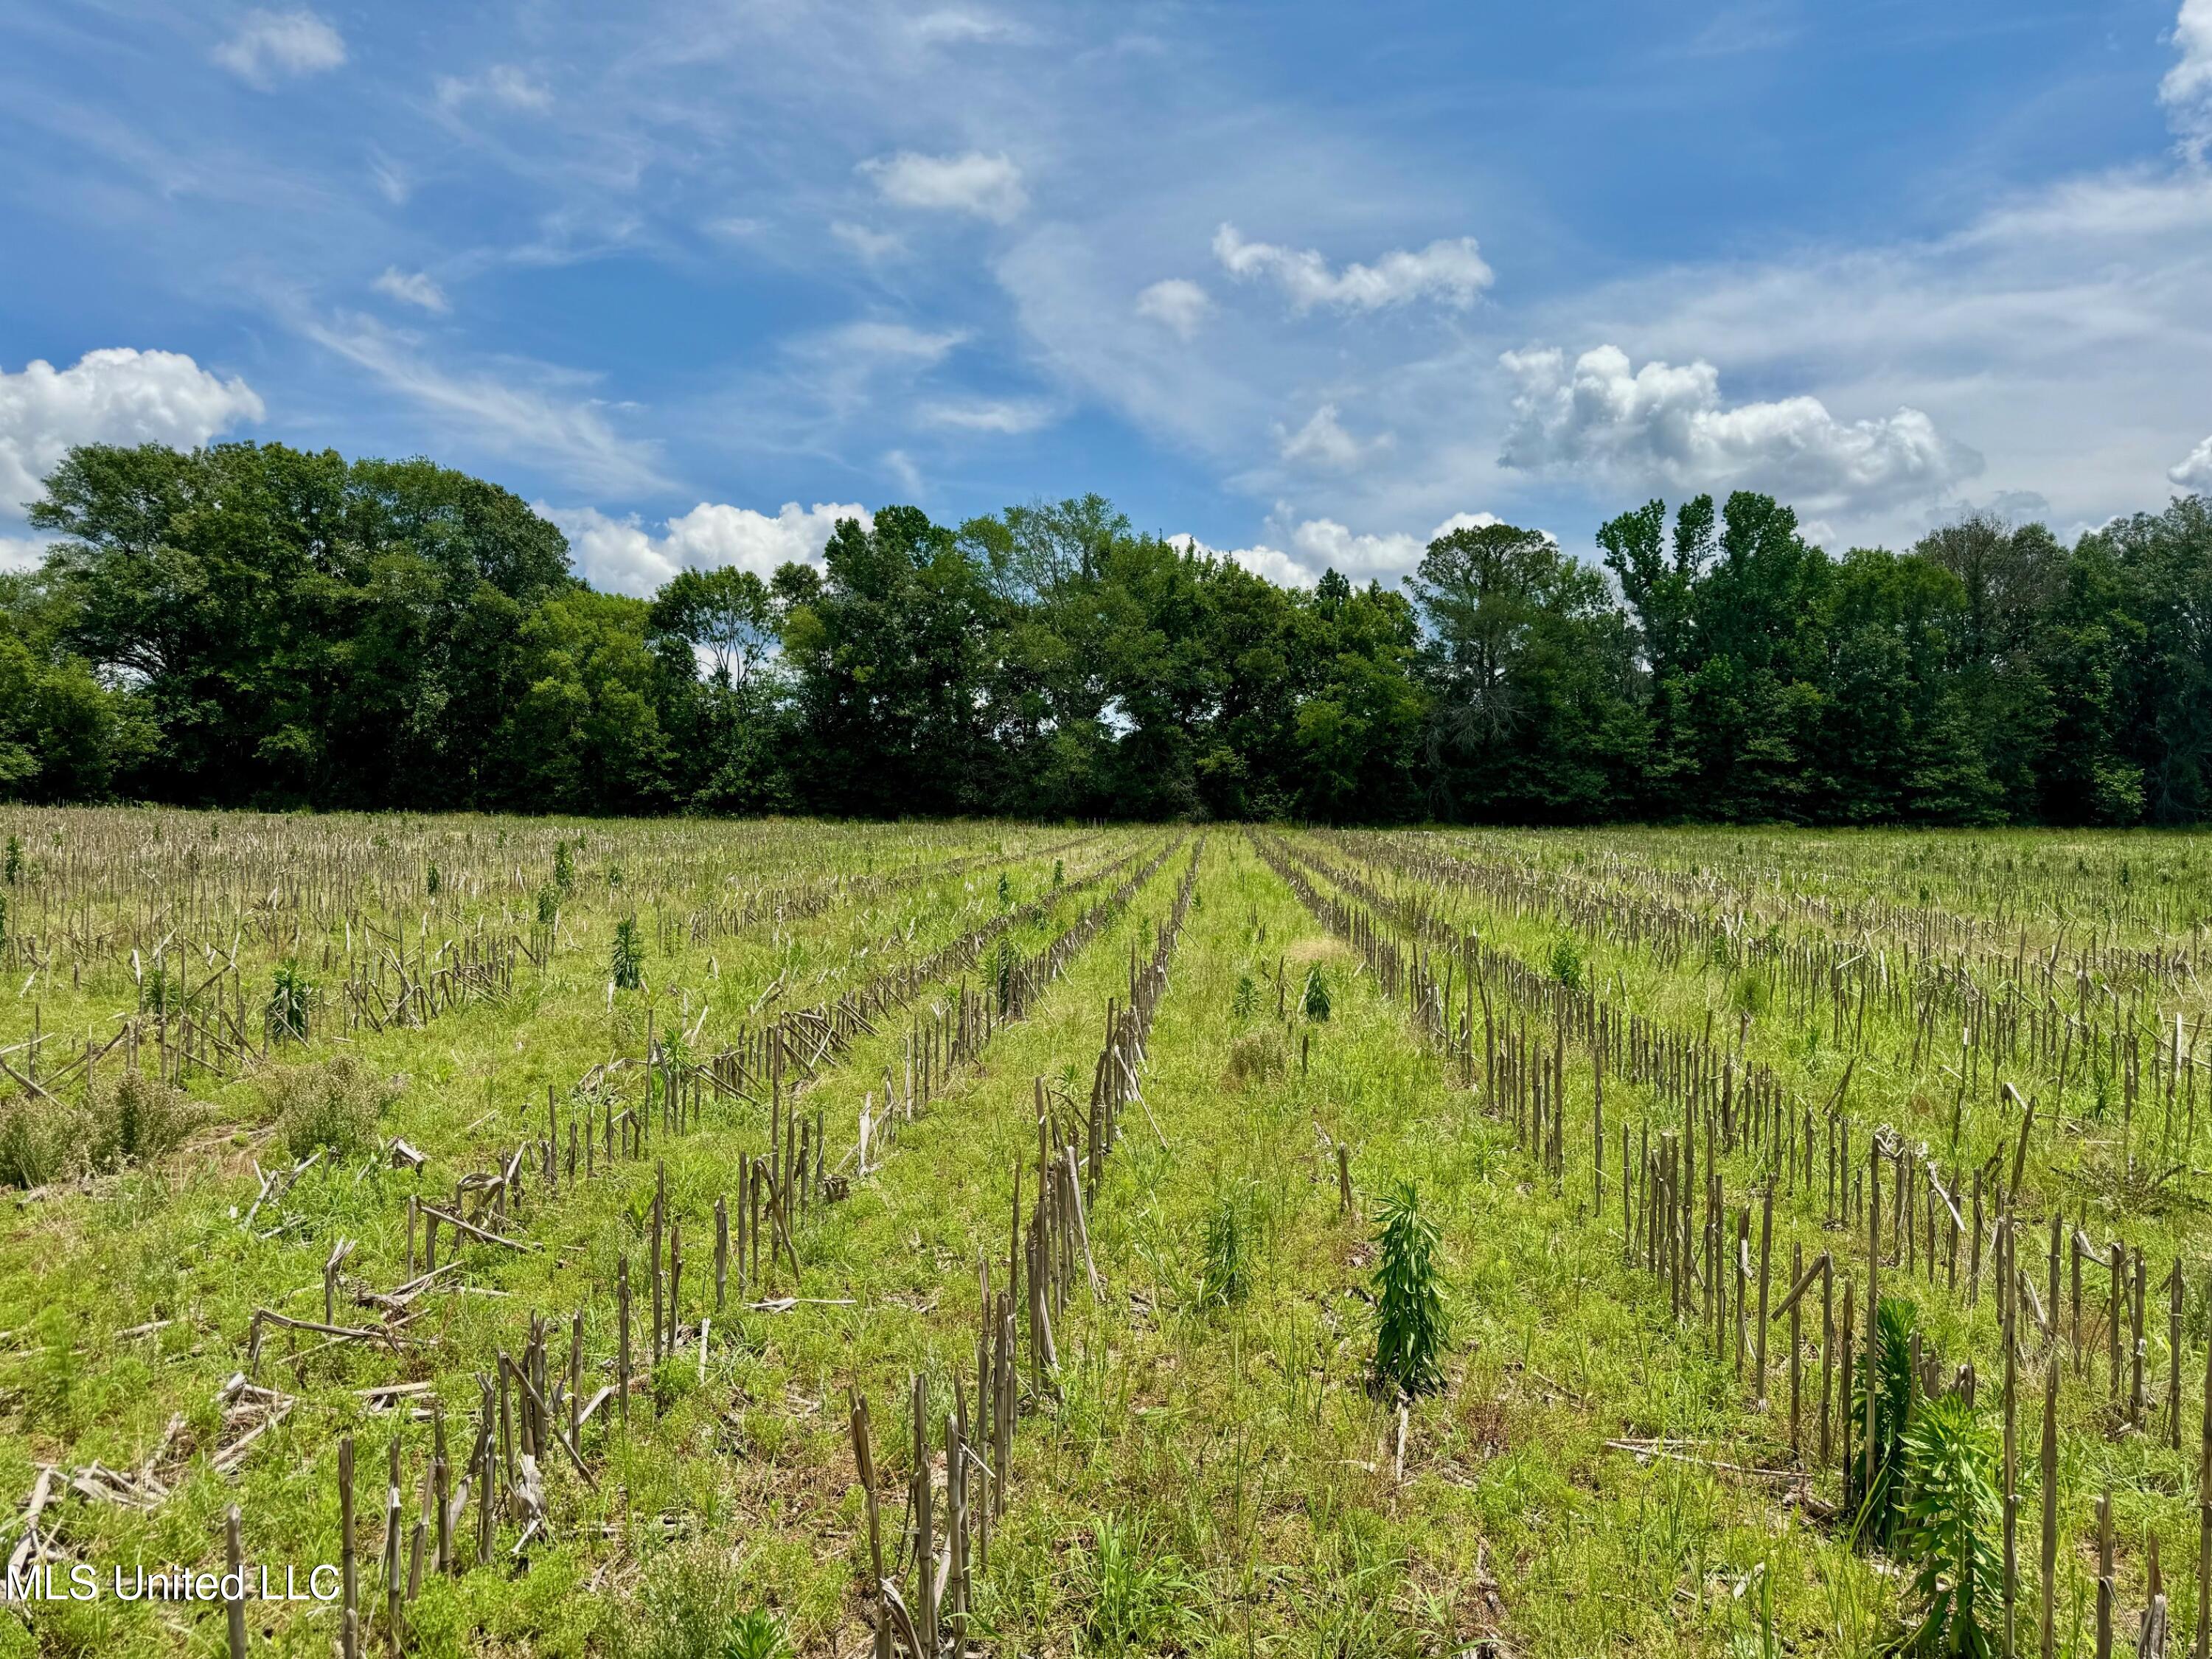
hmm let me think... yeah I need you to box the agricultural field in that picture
[0,811,2208,1658]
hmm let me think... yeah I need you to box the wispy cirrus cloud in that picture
[372,268,449,313]
[2163,0,2212,156]
[299,313,667,494]
[434,64,553,113]
[920,397,1054,434]
[1276,403,1391,470]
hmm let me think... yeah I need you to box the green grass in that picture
[0,813,2205,1655]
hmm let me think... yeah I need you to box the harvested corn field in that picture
[1,811,2209,1658]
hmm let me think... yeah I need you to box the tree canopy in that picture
[6,438,2208,825]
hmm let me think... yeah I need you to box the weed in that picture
[93,1069,198,1170]
[1225,1029,1287,1088]
[651,1354,699,1413]
[0,1105,60,1189]
[1199,1184,1252,1309]
[537,884,560,925]
[1231,972,1258,1020]
[998,870,1012,908]
[426,861,442,897]
[1729,969,1770,1017]
[1846,1296,1919,1548]
[1548,934,1584,990]
[611,917,645,990]
[553,839,574,894]
[1077,1512,1197,1654]
[263,1054,399,1161]
[614,1548,787,1659]
[1301,964,1332,1021]
[0,1070,197,1187]
[3,834,19,885]
[1371,1180,1448,1399]
[266,959,314,1044]
[1052,857,1064,887]
[1897,1390,2002,1657]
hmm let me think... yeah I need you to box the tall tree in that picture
[778,507,1004,815]
[1408,521,1641,821]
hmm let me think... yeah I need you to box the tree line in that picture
[1,439,2207,824]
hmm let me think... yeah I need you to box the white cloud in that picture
[908,10,1027,46]
[919,398,1054,434]
[1498,343,1980,512]
[2163,0,2212,157]
[0,348,263,517]
[1170,532,1312,588]
[369,152,411,206]
[883,449,924,494]
[1135,278,1211,340]
[435,65,553,113]
[803,321,965,366]
[300,314,668,495]
[1212,223,1493,312]
[859,150,1027,223]
[907,10,1026,46]
[212,10,344,88]
[830,221,906,262]
[1174,509,1502,588]
[1,536,51,573]
[373,268,449,313]
[552,500,872,594]
[1276,403,1391,470]
[2173,433,2212,493]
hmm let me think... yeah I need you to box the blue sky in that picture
[4,0,2211,590]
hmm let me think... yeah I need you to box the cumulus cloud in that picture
[1276,403,1392,470]
[553,501,873,595]
[2163,0,2212,156]
[435,65,553,113]
[1135,278,1211,340]
[212,10,344,88]
[373,268,449,313]
[2173,433,2212,493]
[1498,343,1980,511]
[0,348,264,516]
[859,151,1027,222]
[1174,509,1502,588]
[1212,224,1492,312]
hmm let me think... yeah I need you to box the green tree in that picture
[27,441,572,807]
[1811,549,2000,824]
[1408,521,1643,820]
[491,590,674,813]
[778,507,1004,815]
